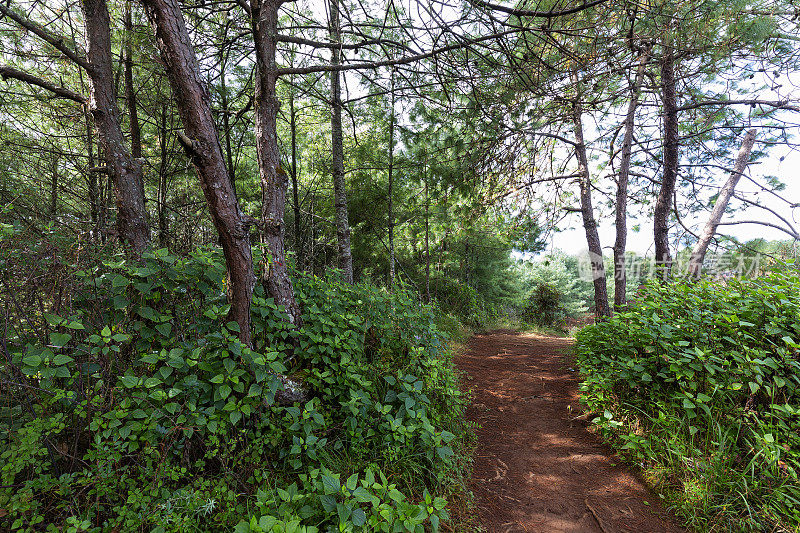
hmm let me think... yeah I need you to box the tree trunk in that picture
[85,113,99,232]
[141,0,255,345]
[613,48,649,310]
[82,0,149,255]
[573,99,611,319]
[250,0,302,326]
[425,179,430,303]
[688,129,757,277]
[388,67,396,288]
[124,1,142,163]
[99,146,110,240]
[329,0,354,283]
[157,103,169,247]
[290,93,302,272]
[654,41,678,278]
[218,22,237,197]
[50,155,58,218]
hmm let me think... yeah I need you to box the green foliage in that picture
[575,273,800,531]
[522,282,563,327]
[518,253,593,326]
[0,242,467,532]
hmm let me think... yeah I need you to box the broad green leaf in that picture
[50,332,72,348]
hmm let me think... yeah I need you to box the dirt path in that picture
[455,331,686,533]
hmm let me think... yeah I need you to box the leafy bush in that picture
[518,253,593,327]
[0,240,467,532]
[575,273,800,531]
[522,282,563,326]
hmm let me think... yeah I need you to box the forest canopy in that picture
[1,0,800,530]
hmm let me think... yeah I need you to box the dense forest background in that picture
[2,0,800,530]
[2,0,799,321]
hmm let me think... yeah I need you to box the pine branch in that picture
[0,64,87,103]
[469,0,610,19]
[0,3,91,71]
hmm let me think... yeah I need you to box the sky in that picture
[548,144,800,256]
[540,92,800,258]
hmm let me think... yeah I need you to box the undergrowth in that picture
[575,274,800,532]
[0,235,470,532]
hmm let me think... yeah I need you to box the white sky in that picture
[542,72,800,257]
[547,144,800,256]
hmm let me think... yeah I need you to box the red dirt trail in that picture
[455,331,686,533]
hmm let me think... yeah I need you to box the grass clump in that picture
[0,239,469,532]
[575,273,800,532]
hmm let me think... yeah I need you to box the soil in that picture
[455,330,686,533]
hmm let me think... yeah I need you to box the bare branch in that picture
[277,34,411,53]
[0,3,91,71]
[0,64,87,103]
[716,220,800,240]
[277,29,519,75]
[676,99,800,113]
[469,0,610,18]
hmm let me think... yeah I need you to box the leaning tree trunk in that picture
[613,48,649,310]
[329,0,354,284]
[654,41,678,279]
[573,98,611,320]
[82,0,149,255]
[141,0,255,346]
[688,129,757,278]
[250,0,303,326]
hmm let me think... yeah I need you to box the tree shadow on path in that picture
[455,331,686,533]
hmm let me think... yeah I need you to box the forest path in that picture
[455,330,686,533]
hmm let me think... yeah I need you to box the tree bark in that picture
[0,65,86,103]
[218,21,237,197]
[141,0,255,345]
[688,129,757,277]
[388,67,396,288]
[329,0,354,283]
[157,103,169,248]
[654,41,678,278]
[613,48,649,310]
[124,0,146,226]
[82,0,149,255]
[50,155,59,218]
[124,1,142,161]
[85,112,99,232]
[573,98,611,319]
[250,0,303,326]
[425,178,430,303]
[290,92,302,272]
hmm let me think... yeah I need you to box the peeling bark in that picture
[141,0,255,345]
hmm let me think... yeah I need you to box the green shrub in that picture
[522,282,563,326]
[517,253,593,327]
[0,242,467,532]
[575,273,800,531]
